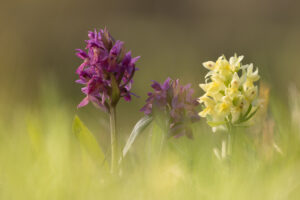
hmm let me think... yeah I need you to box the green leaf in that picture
[244,107,260,121]
[122,115,153,158]
[238,106,259,124]
[235,104,252,124]
[72,115,109,170]
[207,121,226,127]
[243,104,252,119]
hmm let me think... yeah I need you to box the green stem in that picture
[109,105,118,174]
[226,120,233,157]
[227,132,231,156]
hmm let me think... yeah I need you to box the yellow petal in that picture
[202,61,216,70]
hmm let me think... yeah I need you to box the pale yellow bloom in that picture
[216,96,232,116]
[199,54,261,130]
[198,95,215,107]
[231,97,249,122]
[245,85,258,101]
[198,95,216,117]
[246,64,260,82]
[211,73,227,83]
[199,83,208,92]
[243,64,260,90]
[215,56,230,72]
[202,61,216,71]
[230,72,240,89]
[206,81,224,95]
[229,54,244,71]
[199,107,214,118]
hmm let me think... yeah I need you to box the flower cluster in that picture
[141,78,200,138]
[75,28,140,111]
[199,54,260,131]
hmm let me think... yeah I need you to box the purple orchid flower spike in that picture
[75,28,140,174]
[75,28,140,112]
[141,78,200,139]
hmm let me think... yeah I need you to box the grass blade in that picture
[122,115,152,158]
[72,115,109,170]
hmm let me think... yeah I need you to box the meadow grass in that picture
[0,86,300,200]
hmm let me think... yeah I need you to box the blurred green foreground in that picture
[1,84,300,200]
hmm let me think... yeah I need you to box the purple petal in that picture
[75,79,86,84]
[75,49,88,59]
[81,87,88,94]
[130,92,139,98]
[162,77,171,90]
[151,81,162,91]
[124,94,131,101]
[76,62,87,74]
[77,96,89,108]
[122,51,132,65]
[110,40,124,56]
[88,30,96,39]
[140,104,152,115]
[131,56,141,64]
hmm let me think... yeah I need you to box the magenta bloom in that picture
[75,28,140,112]
[141,78,200,138]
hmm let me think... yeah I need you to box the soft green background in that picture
[1,0,300,112]
[1,1,300,199]
[2,0,300,156]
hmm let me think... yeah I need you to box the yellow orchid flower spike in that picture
[199,54,261,132]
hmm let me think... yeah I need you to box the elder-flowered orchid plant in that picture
[75,28,140,173]
[121,78,200,160]
[74,29,264,170]
[199,54,261,132]
[76,28,140,110]
[198,54,261,160]
[141,78,200,138]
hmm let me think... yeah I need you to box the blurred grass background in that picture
[1,0,300,199]
[1,0,300,118]
[1,84,300,199]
